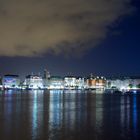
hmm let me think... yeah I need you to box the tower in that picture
[44,69,50,79]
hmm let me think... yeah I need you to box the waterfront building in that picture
[64,76,77,89]
[86,77,96,89]
[48,76,64,89]
[106,77,140,91]
[2,75,20,89]
[95,77,106,89]
[76,77,85,89]
[24,75,44,89]
[87,76,106,89]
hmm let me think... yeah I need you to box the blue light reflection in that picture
[133,95,137,138]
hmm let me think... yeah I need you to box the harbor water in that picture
[0,90,140,140]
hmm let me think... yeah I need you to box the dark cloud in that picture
[0,0,134,56]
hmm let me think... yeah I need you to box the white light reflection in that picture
[48,90,63,139]
[120,95,131,138]
[4,90,13,135]
[126,96,130,131]
[95,94,103,133]
[31,90,44,140]
[120,96,125,136]
[64,92,76,130]
[32,90,38,140]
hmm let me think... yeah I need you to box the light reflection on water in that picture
[32,91,38,139]
[0,90,140,140]
[133,95,137,138]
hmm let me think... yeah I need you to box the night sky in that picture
[0,0,140,78]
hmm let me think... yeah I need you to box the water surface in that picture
[0,90,140,140]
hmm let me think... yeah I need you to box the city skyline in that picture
[0,1,140,140]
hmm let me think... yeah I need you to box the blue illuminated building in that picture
[2,75,20,89]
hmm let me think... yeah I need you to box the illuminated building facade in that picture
[76,77,85,89]
[87,76,106,89]
[64,76,85,89]
[2,75,20,89]
[48,76,64,89]
[64,76,77,89]
[2,69,140,92]
[106,77,140,91]
[24,75,44,89]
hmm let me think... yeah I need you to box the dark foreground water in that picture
[0,90,140,140]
